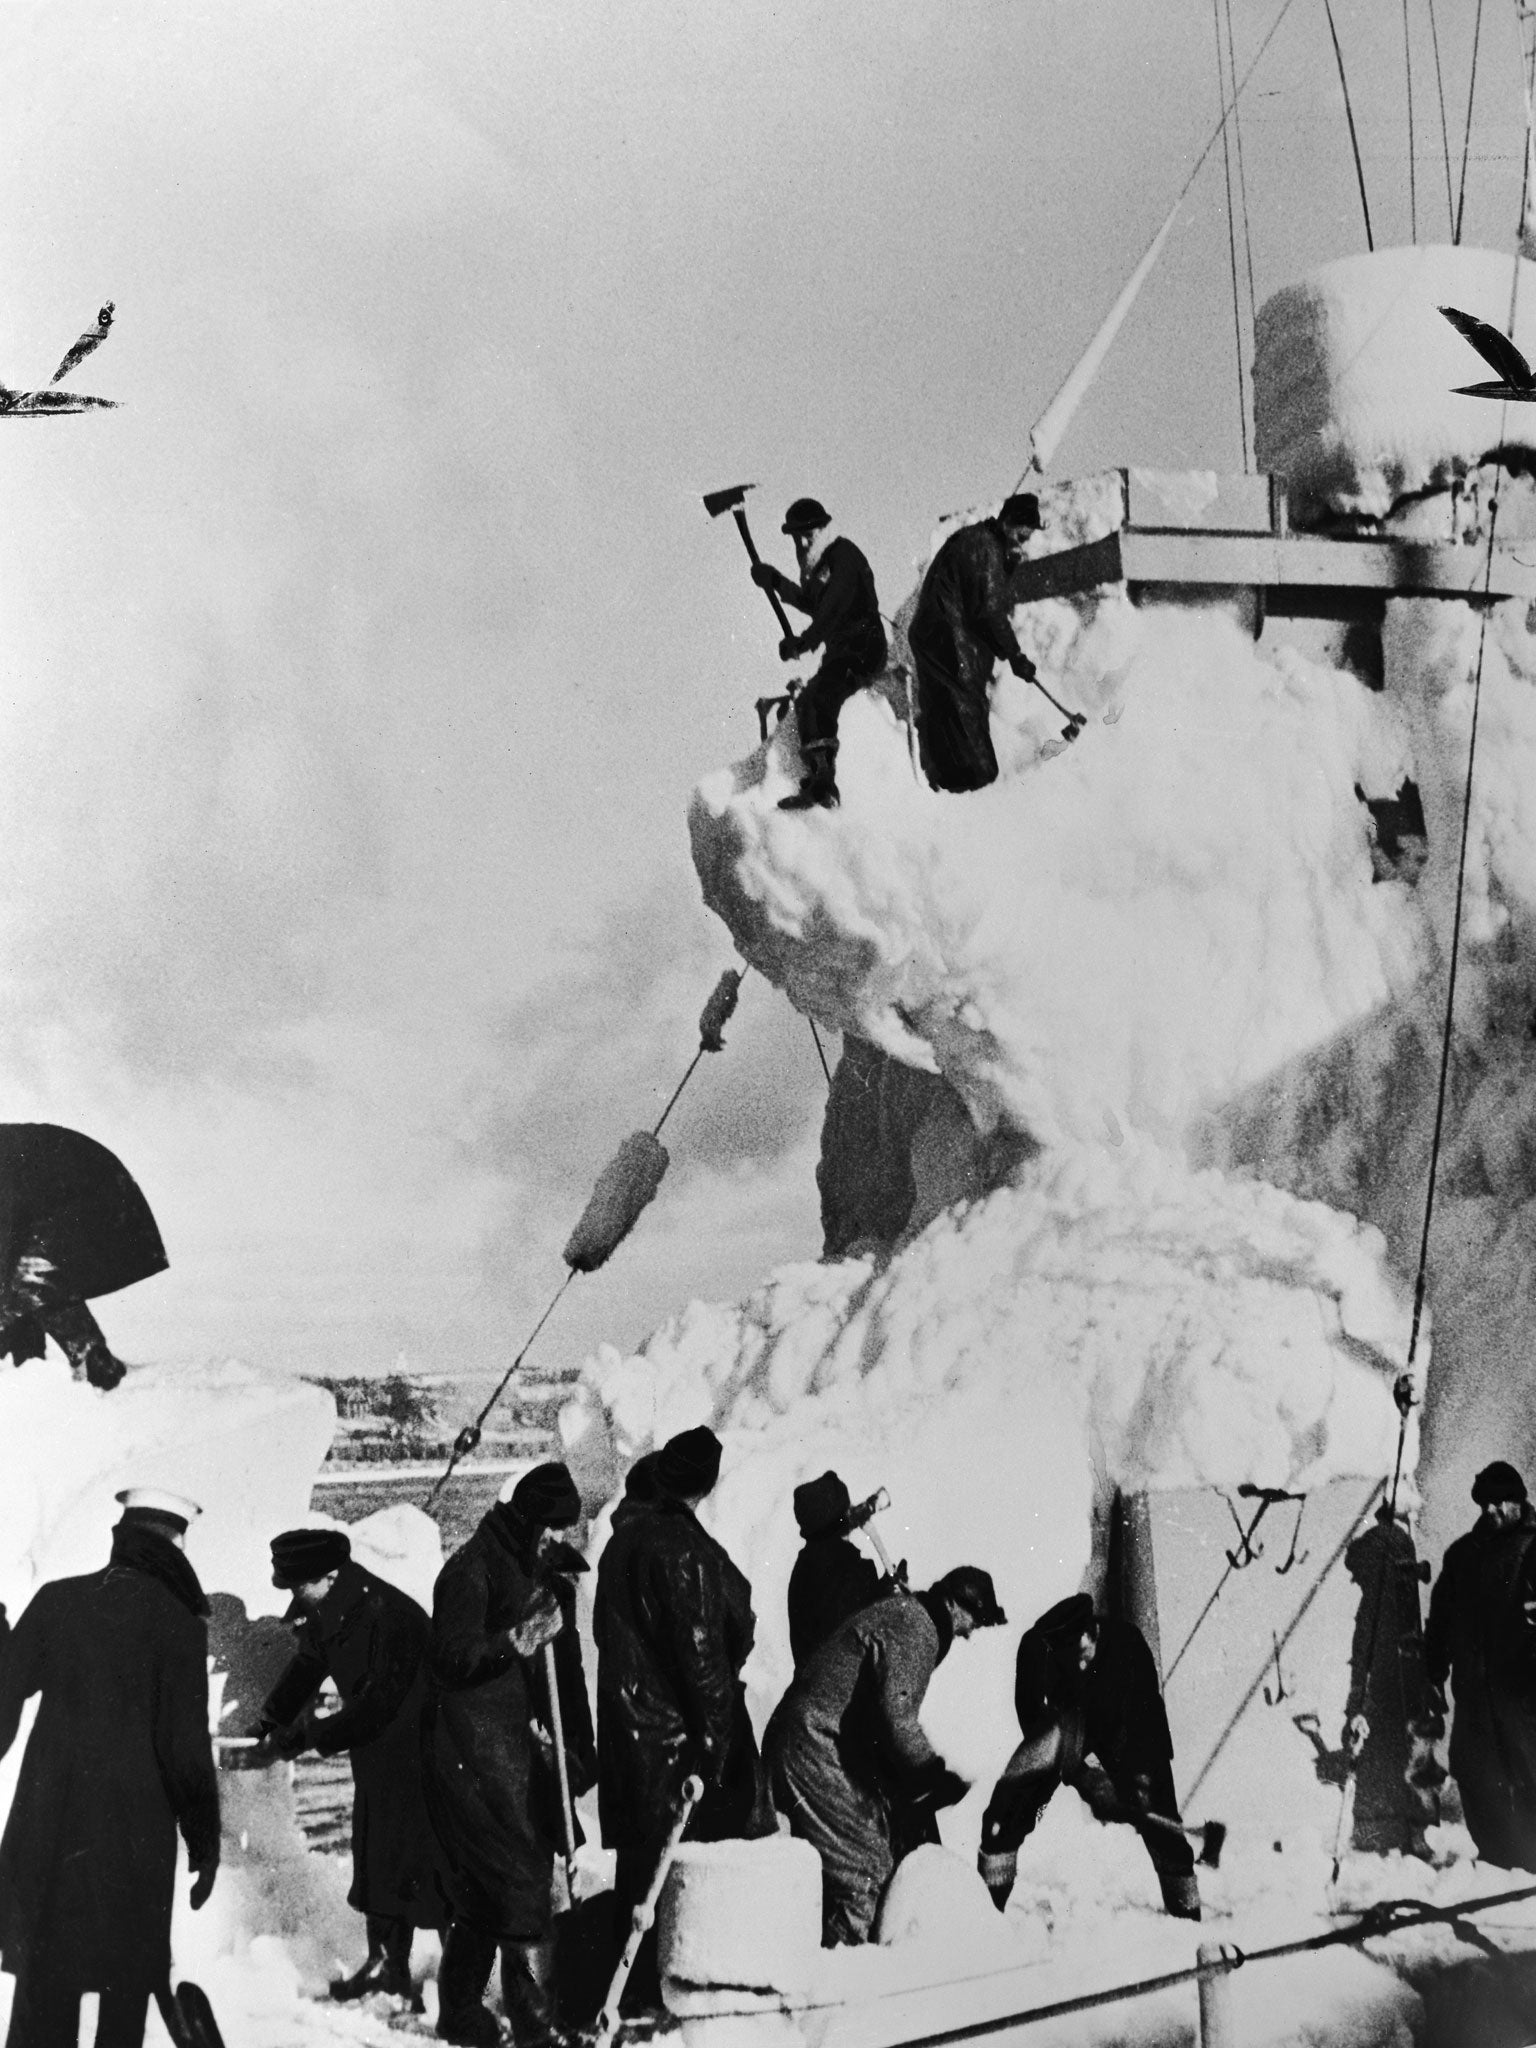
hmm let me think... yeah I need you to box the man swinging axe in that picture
[706,483,887,811]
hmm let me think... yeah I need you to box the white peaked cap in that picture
[115,1486,203,1522]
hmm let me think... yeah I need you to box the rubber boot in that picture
[383,1917,424,2011]
[329,1915,389,2001]
[778,741,839,810]
[435,1921,501,2046]
[500,1939,573,2048]
[1158,1868,1202,1921]
[41,1300,126,1390]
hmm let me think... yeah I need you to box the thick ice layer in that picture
[0,1354,335,1618]
[693,602,1427,1155]
[566,1137,1408,1756]
[1254,245,1536,523]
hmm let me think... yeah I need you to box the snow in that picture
[1254,244,1536,524]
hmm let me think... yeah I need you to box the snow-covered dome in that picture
[1254,244,1536,523]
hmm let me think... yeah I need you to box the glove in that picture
[1344,1713,1370,1758]
[1008,652,1038,683]
[1123,1771,1155,1815]
[267,1718,314,1762]
[750,563,780,591]
[189,1857,218,1911]
[778,635,802,663]
[909,1756,969,1812]
[1074,1764,1122,1824]
[507,1591,563,1658]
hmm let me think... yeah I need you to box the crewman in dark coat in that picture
[1424,1461,1536,1870]
[424,1462,597,2048]
[907,494,1042,794]
[979,1594,1200,1921]
[787,1470,886,1671]
[255,1527,451,2011]
[0,1486,220,2048]
[766,1566,1006,1945]
[1341,1506,1437,1855]
[594,1427,768,2003]
[752,497,888,811]
[0,1123,168,1389]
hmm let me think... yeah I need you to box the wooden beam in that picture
[1008,528,1536,605]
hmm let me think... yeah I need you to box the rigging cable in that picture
[1223,0,1261,338]
[1455,0,1485,244]
[1322,0,1376,251]
[1405,0,1418,239]
[1214,0,1251,466]
[1425,0,1457,236]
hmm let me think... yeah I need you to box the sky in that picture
[1,0,1531,1391]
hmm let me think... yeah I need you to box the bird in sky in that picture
[0,302,117,416]
[1440,304,1536,401]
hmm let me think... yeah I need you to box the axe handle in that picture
[731,507,795,639]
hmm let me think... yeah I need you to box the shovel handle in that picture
[589,1776,703,2048]
[732,507,795,640]
[542,1639,579,1878]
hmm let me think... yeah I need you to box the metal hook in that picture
[1276,1496,1310,1575]
[1263,1632,1291,1705]
[1223,1492,1270,1569]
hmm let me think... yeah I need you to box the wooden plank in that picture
[1005,527,1536,604]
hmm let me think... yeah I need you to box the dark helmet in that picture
[793,1470,851,1538]
[998,491,1042,531]
[932,1565,1007,1628]
[783,497,831,535]
[1032,1591,1096,1639]
[1472,1460,1528,1506]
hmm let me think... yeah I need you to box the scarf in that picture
[108,1521,210,1617]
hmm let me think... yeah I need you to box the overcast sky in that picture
[0,0,1528,1389]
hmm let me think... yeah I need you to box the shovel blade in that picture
[1199,1821,1227,1869]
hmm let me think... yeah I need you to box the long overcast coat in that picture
[0,1529,220,1992]
[765,1591,950,1943]
[594,1494,763,1853]
[907,519,1026,793]
[787,1535,884,1671]
[1425,1508,1536,1869]
[260,1557,450,1926]
[423,1505,596,1942]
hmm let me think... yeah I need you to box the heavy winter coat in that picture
[908,519,1026,793]
[777,532,887,677]
[0,1124,167,1360]
[0,1527,220,1992]
[1014,1615,1174,1778]
[594,1494,764,1854]
[1344,1516,1436,1854]
[1425,1508,1536,1869]
[787,1536,885,1671]
[260,1558,450,1927]
[982,1615,1191,1884]
[765,1591,951,1943]
[423,1505,596,1941]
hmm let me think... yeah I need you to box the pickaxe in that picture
[1102,1801,1227,1868]
[704,482,795,643]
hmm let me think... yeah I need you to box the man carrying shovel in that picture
[979,1593,1205,1921]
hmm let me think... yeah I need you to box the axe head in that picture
[704,481,756,519]
[1198,1821,1227,1869]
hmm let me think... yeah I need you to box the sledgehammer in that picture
[704,482,795,643]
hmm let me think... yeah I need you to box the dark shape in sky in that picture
[1,299,117,414]
[1440,304,1536,401]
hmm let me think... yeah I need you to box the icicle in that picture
[563,1132,670,1273]
[697,968,743,1053]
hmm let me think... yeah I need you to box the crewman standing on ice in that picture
[766,1565,1005,1945]
[594,1426,768,2003]
[751,498,888,811]
[424,1463,596,2048]
[907,494,1043,793]
[0,1487,220,2048]
[1424,1461,1536,1871]
[255,1527,451,2012]
[978,1593,1201,1920]
[786,1470,889,1671]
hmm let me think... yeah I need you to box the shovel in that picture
[588,1775,703,2048]
[704,483,795,643]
